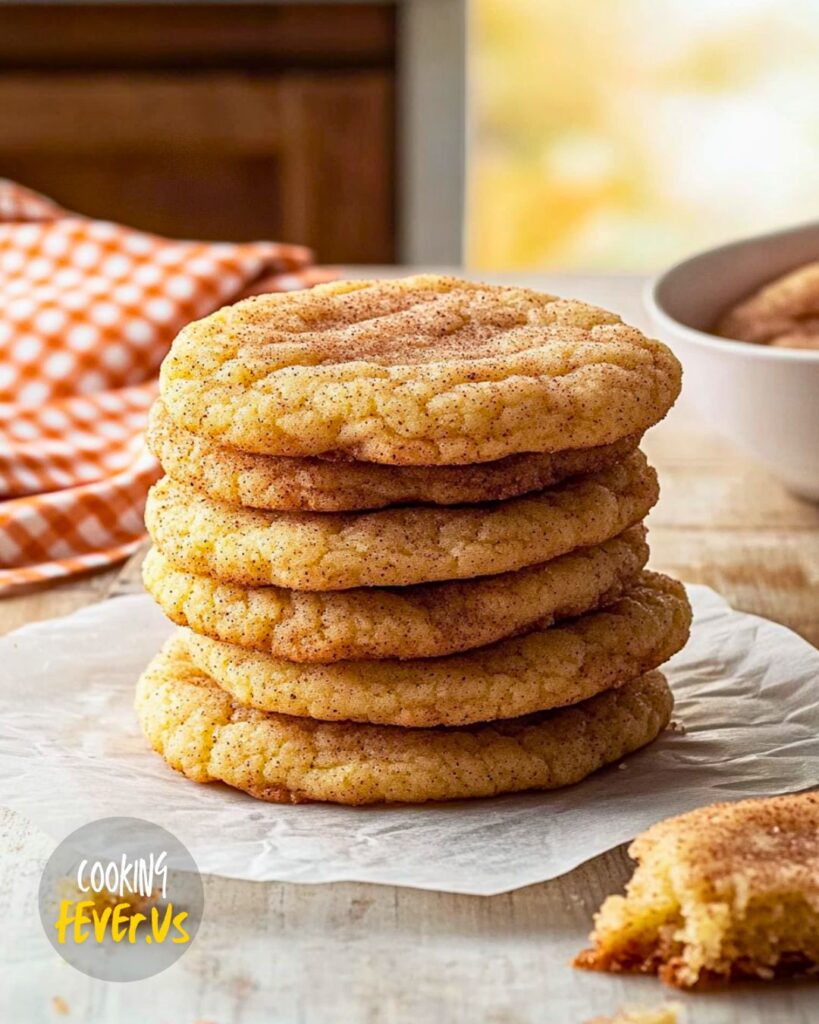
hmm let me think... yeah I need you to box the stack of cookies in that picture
[136,276,691,805]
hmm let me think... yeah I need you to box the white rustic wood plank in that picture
[0,568,118,638]
[3,805,816,1024]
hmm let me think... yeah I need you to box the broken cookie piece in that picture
[575,792,819,988]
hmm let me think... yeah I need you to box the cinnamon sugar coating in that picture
[135,639,673,805]
[142,525,648,662]
[144,450,658,590]
[576,792,819,988]
[179,573,690,727]
[148,400,641,511]
[159,275,681,464]
[716,261,819,350]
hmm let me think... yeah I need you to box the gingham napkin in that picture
[0,181,332,591]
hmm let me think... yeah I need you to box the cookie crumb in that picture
[586,1005,683,1024]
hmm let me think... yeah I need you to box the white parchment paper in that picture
[0,585,817,895]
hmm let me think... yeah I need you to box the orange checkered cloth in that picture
[0,180,333,591]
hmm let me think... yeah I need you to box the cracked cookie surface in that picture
[148,400,641,511]
[135,641,673,805]
[159,275,681,464]
[179,572,690,726]
[145,450,658,589]
[143,526,648,662]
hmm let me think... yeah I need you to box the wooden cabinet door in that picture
[0,4,396,262]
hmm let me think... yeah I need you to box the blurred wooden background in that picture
[0,3,397,262]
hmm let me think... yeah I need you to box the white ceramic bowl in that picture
[645,222,819,501]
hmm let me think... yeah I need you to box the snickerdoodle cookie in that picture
[148,400,642,511]
[716,261,819,350]
[575,791,819,988]
[144,451,657,590]
[179,573,690,727]
[135,638,674,805]
[142,525,648,662]
[159,275,682,465]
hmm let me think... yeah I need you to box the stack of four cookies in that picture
[138,276,690,805]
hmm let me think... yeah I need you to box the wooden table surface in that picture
[2,274,818,1024]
